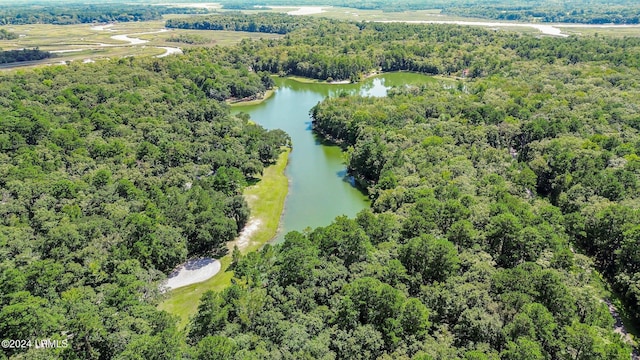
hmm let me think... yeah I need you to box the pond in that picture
[233,72,439,242]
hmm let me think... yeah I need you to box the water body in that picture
[377,20,570,37]
[233,73,437,242]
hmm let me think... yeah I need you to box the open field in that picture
[159,149,290,328]
[0,18,282,69]
[559,25,640,38]
[137,28,281,47]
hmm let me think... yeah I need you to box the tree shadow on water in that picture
[336,169,357,187]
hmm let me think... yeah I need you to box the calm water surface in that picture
[233,73,438,242]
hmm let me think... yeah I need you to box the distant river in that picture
[232,73,437,242]
[375,20,640,37]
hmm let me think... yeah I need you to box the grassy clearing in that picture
[229,88,276,107]
[158,148,290,329]
[560,26,640,38]
[137,29,282,47]
[286,75,327,84]
[241,148,290,252]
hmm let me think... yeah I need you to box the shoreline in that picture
[285,70,456,85]
[158,149,290,328]
[228,88,276,106]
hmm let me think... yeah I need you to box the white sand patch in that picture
[90,24,114,31]
[268,6,327,16]
[530,24,567,37]
[236,218,262,250]
[161,219,261,291]
[164,258,221,290]
[288,7,326,16]
[49,49,85,54]
[155,46,183,58]
[155,2,221,9]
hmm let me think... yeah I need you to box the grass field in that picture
[158,148,290,329]
[0,18,282,69]
[282,75,323,84]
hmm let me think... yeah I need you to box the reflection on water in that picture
[232,73,440,242]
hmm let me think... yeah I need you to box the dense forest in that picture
[181,16,640,82]
[0,48,51,64]
[0,49,287,359]
[166,34,211,45]
[0,4,208,25]
[446,4,640,24]
[178,15,639,359]
[2,10,640,359]
[166,13,308,35]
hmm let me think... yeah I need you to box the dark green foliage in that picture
[2,10,640,359]
[310,216,371,267]
[0,29,17,40]
[0,51,288,359]
[0,48,51,64]
[0,4,209,25]
[275,231,320,287]
[400,235,460,286]
[166,13,310,34]
[166,34,210,45]
[218,0,640,24]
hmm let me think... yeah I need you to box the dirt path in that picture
[605,299,639,359]
[233,218,262,251]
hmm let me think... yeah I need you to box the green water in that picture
[232,72,438,242]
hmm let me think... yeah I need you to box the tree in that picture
[189,291,230,343]
[485,213,523,268]
[311,216,371,267]
[401,298,430,338]
[195,336,238,360]
[501,338,545,360]
[400,235,460,287]
[0,292,61,357]
[339,277,405,348]
[276,231,319,287]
